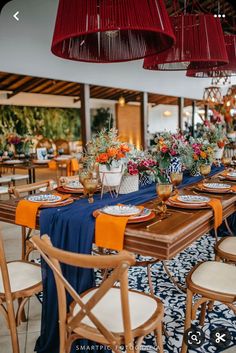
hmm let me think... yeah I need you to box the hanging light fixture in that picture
[186,34,236,79]
[118,96,125,107]
[51,0,175,63]
[143,14,228,71]
[223,85,236,109]
[203,86,223,105]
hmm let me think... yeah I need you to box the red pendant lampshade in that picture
[51,0,175,63]
[143,14,228,71]
[186,34,236,78]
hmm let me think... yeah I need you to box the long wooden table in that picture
[0,178,235,260]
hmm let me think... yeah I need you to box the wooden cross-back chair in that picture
[31,235,164,353]
[181,261,236,353]
[9,180,55,260]
[0,233,42,353]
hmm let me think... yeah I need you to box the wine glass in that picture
[8,151,14,160]
[170,172,183,194]
[41,150,47,160]
[221,156,232,168]
[199,163,211,181]
[156,183,173,217]
[79,169,90,186]
[48,148,54,159]
[83,177,98,203]
[58,148,64,156]
[0,150,3,160]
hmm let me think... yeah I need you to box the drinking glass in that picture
[156,183,173,216]
[58,148,64,156]
[41,150,47,160]
[170,172,183,194]
[199,163,211,181]
[83,177,98,203]
[8,151,14,160]
[48,148,54,159]
[0,150,3,160]
[221,156,232,168]
[79,169,90,186]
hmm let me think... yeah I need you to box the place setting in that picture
[25,193,74,208]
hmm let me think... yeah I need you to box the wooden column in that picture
[80,83,91,149]
[178,97,184,131]
[204,104,209,121]
[192,100,196,137]
[140,92,148,150]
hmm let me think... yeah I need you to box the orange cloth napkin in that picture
[230,185,236,192]
[15,194,70,229]
[95,206,144,251]
[48,160,57,170]
[95,213,130,251]
[208,198,223,230]
[70,158,79,172]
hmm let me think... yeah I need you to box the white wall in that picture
[148,104,178,133]
[0,0,235,100]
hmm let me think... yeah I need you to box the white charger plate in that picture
[177,195,210,204]
[203,183,231,190]
[26,194,61,203]
[101,205,141,217]
[227,172,236,178]
[4,160,23,164]
[65,180,83,189]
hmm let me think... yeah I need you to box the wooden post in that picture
[192,100,196,137]
[80,83,91,149]
[204,104,209,121]
[178,97,184,131]
[140,92,148,150]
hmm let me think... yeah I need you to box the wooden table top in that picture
[0,176,235,260]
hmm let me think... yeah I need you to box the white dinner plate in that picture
[4,160,23,164]
[65,180,83,189]
[177,195,210,204]
[26,194,61,203]
[227,172,236,178]
[130,208,151,219]
[203,183,231,190]
[101,205,141,217]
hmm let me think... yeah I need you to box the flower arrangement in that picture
[6,133,22,146]
[187,138,215,167]
[203,122,228,148]
[153,131,188,169]
[87,128,130,168]
[126,158,157,176]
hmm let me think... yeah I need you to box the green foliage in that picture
[91,108,113,134]
[0,105,81,141]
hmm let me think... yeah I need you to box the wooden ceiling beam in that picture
[6,78,46,99]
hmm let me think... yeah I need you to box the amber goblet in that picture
[156,183,173,216]
[221,156,232,168]
[83,177,98,203]
[199,163,211,181]
[170,172,183,194]
[79,169,90,186]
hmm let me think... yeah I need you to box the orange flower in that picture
[200,151,207,159]
[117,151,125,160]
[120,144,130,153]
[217,141,225,148]
[107,147,118,157]
[193,154,199,161]
[97,153,109,163]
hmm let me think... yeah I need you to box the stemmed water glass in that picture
[58,148,64,156]
[156,183,173,217]
[48,148,54,159]
[8,151,14,160]
[41,150,47,160]
[221,156,232,168]
[170,172,183,194]
[199,163,211,181]
[83,177,99,203]
[0,150,3,161]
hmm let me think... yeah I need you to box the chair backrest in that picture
[9,179,55,198]
[31,235,136,353]
[36,138,53,150]
[0,234,19,352]
[54,139,70,154]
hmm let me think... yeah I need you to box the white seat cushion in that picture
[0,186,9,194]
[0,177,11,183]
[191,261,236,295]
[11,174,29,181]
[218,237,236,255]
[73,287,158,332]
[0,262,41,294]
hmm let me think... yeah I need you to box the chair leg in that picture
[199,302,207,326]
[181,289,193,353]
[21,227,26,260]
[154,321,164,353]
[6,300,20,353]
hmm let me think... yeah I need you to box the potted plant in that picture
[87,128,130,187]
[203,121,228,160]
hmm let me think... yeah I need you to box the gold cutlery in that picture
[146,215,168,230]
